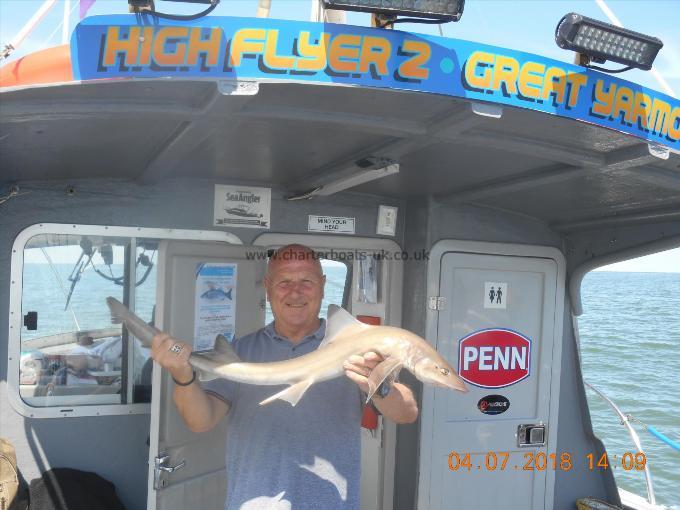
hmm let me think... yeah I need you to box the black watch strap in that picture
[172,369,196,387]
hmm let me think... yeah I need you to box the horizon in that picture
[23,246,679,272]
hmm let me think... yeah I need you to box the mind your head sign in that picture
[72,15,679,150]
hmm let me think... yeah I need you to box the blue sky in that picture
[1,0,678,271]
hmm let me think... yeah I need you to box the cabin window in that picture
[11,224,241,417]
[18,234,157,409]
[264,259,350,325]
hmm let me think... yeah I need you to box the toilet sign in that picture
[458,329,531,388]
[484,281,507,309]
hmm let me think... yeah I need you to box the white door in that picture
[420,248,563,509]
[147,240,267,510]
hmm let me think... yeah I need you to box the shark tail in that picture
[106,297,161,348]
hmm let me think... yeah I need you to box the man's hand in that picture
[151,333,194,384]
[343,351,384,394]
[343,352,419,424]
[151,333,228,433]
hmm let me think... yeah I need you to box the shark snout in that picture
[443,376,468,393]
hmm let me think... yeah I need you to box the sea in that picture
[580,272,680,508]
[19,263,679,507]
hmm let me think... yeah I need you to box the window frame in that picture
[8,223,241,419]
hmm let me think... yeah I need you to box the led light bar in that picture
[555,13,663,71]
[321,0,464,22]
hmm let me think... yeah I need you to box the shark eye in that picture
[440,368,450,376]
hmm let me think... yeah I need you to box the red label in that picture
[458,329,531,388]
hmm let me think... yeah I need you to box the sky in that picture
[596,247,679,272]
[1,0,679,272]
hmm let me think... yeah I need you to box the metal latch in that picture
[517,424,546,447]
[154,454,185,490]
[428,296,446,311]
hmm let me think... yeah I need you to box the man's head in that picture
[265,244,325,341]
[78,335,94,347]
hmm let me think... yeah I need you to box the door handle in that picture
[517,424,546,447]
[154,454,186,489]
[157,460,186,473]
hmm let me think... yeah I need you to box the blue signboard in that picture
[72,15,679,149]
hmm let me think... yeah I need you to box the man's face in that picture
[265,255,325,336]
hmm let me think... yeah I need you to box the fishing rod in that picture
[41,247,81,331]
[626,414,680,453]
[584,381,656,505]
[63,239,156,310]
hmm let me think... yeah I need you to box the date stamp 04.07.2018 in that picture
[447,451,648,473]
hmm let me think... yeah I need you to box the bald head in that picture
[78,336,94,347]
[267,244,323,277]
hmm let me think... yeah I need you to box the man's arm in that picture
[344,352,419,424]
[151,333,229,433]
[66,353,101,373]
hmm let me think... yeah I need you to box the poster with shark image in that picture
[194,262,237,351]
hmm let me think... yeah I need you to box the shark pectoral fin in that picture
[259,379,314,407]
[194,367,218,382]
[365,358,403,402]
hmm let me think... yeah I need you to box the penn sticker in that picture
[458,329,531,388]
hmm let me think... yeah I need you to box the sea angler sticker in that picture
[477,395,510,415]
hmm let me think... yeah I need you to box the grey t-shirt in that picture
[203,320,364,510]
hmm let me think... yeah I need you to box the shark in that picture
[106,297,467,406]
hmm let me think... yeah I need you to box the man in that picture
[66,335,123,387]
[152,244,418,509]
[66,335,100,385]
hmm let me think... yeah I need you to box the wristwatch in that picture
[377,380,392,398]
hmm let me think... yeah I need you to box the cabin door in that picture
[419,244,564,509]
[147,240,267,510]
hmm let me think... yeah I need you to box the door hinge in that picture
[428,296,446,311]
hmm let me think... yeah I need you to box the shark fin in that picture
[320,305,369,348]
[259,379,314,407]
[190,337,240,383]
[194,368,218,382]
[211,334,241,363]
[365,357,403,402]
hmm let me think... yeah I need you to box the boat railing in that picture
[584,381,657,506]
